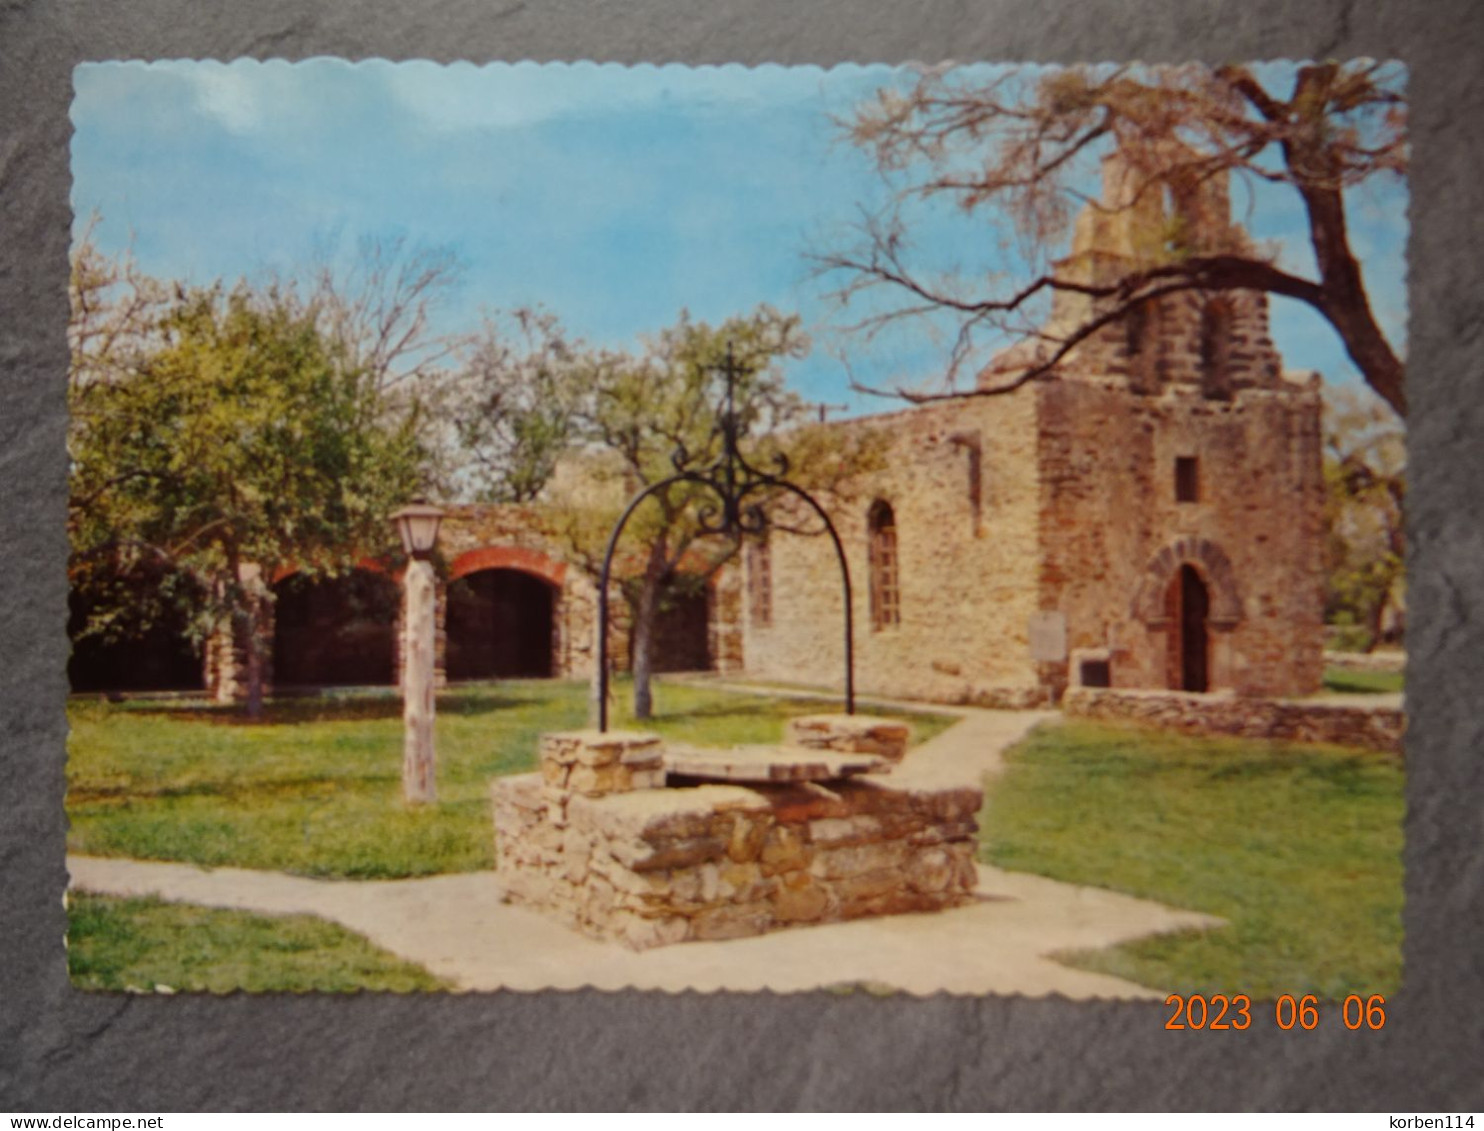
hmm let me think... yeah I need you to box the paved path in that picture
[68,697,1224,998]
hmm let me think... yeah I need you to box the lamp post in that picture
[391,500,444,804]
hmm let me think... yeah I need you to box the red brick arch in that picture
[448,545,567,587]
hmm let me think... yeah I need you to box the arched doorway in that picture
[445,568,555,680]
[642,583,712,674]
[68,565,205,693]
[1166,564,1210,692]
[272,569,399,688]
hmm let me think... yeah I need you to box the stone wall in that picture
[741,393,1046,706]
[1037,379,1326,699]
[1062,686,1404,754]
[492,726,981,949]
[1324,649,1406,674]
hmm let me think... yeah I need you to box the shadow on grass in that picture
[1203,749,1388,795]
[69,773,399,805]
[116,686,539,725]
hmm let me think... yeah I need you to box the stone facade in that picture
[493,721,981,949]
[737,153,1325,703]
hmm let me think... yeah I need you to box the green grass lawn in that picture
[67,678,952,879]
[980,720,1403,999]
[67,892,450,992]
[1322,666,1406,695]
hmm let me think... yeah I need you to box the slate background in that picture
[2,0,1480,1111]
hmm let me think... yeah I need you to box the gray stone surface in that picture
[3,0,1481,1113]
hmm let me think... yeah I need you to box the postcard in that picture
[64,59,1407,1008]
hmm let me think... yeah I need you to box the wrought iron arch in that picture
[595,346,855,731]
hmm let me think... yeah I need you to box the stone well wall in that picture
[1062,687,1404,754]
[492,726,981,949]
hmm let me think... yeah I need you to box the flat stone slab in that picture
[663,743,888,783]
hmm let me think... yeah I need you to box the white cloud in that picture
[178,61,267,135]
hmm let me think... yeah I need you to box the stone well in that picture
[491,715,981,949]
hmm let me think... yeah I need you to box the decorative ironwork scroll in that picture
[596,345,855,731]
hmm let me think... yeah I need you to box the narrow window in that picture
[1175,456,1200,504]
[747,537,771,628]
[868,500,900,630]
[1125,302,1148,360]
[1199,298,1233,399]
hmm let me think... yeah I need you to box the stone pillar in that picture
[539,730,665,799]
[784,714,910,763]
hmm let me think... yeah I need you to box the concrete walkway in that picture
[67,699,1225,998]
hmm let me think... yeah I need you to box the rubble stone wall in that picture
[492,727,981,949]
[1062,687,1404,754]
[740,393,1046,706]
[1037,379,1327,699]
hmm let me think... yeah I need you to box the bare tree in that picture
[818,62,1407,416]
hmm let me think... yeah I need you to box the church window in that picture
[867,500,900,630]
[747,537,772,628]
[1199,298,1234,399]
[1175,456,1200,503]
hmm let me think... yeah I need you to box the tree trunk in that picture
[242,610,264,720]
[631,573,659,721]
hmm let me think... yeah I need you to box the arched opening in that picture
[272,568,399,688]
[1123,300,1158,393]
[868,499,900,630]
[68,565,205,693]
[445,568,556,680]
[1166,564,1211,692]
[634,579,712,674]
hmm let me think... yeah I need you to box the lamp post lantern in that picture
[391,500,444,804]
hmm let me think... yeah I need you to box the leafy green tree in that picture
[820,62,1408,416]
[458,305,880,720]
[69,280,428,716]
[1322,386,1405,650]
[451,307,586,503]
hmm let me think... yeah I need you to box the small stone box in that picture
[785,713,911,763]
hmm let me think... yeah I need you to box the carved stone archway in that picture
[1131,537,1243,630]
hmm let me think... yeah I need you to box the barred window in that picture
[868,500,900,630]
[747,537,772,628]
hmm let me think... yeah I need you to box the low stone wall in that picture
[1062,687,1404,755]
[492,725,981,949]
[1323,650,1406,674]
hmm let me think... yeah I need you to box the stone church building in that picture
[741,153,1326,705]
[70,152,1325,705]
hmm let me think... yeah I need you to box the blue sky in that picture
[71,59,1409,414]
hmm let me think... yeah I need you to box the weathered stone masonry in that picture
[738,150,1326,704]
[492,720,981,949]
